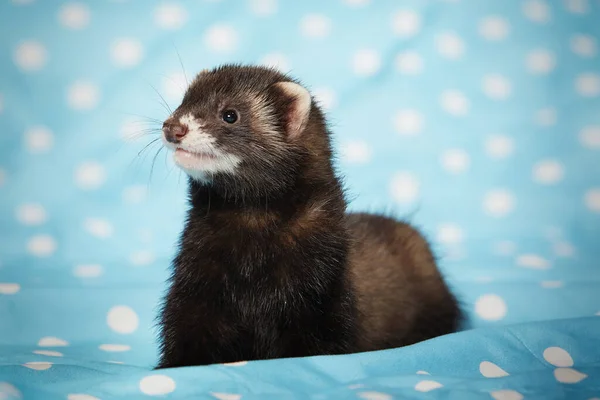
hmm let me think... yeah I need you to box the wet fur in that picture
[156,64,461,368]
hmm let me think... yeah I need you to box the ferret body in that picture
[156,65,460,368]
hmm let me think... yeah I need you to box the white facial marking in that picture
[162,113,242,180]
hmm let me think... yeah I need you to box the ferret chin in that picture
[155,63,461,369]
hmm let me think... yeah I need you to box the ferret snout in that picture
[162,120,188,144]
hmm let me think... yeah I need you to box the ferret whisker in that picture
[172,42,190,87]
[119,111,165,124]
[148,83,174,115]
[137,137,162,158]
[149,146,165,185]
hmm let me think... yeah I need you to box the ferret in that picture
[155,64,461,369]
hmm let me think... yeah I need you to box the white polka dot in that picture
[553,242,575,257]
[129,250,156,266]
[390,172,419,204]
[541,280,564,288]
[139,375,176,396]
[107,305,139,334]
[575,73,600,97]
[123,185,148,204]
[222,361,248,366]
[300,14,331,38]
[59,3,90,30]
[554,368,587,383]
[391,10,421,37]
[436,224,463,245]
[14,41,47,71]
[343,0,370,6]
[491,390,523,400]
[107,361,123,364]
[357,392,391,400]
[340,141,372,164]
[416,370,430,375]
[154,3,188,30]
[38,336,68,347]
[0,382,21,400]
[516,254,550,269]
[259,53,290,72]
[312,87,337,110]
[479,361,509,378]
[543,346,574,367]
[526,49,555,74]
[564,0,589,13]
[393,109,423,135]
[476,276,494,283]
[33,350,63,357]
[414,380,443,392]
[570,34,597,57]
[16,203,47,225]
[249,0,277,16]
[110,38,143,68]
[580,126,600,149]
[83,218,114,239]
[211,393,241,400]
[584,189,600,212]
[67,81,100,110]
[0,283,20,295]
[67,395,100,400]
[27,235,57,257]
[485,135,514,159]
[440,149,470,173]
[204,24,238,53]
[23,362,52,370]
[394,51,423,75]
[482,74,512,100]
[475,294,507,321]
[493,240,517,256]
[440,90,469,116]
[532,160,564,184]
[24,126,54,153]
[523,0,551,22]
[73,264,103,278]
[478,16,509,41]
[535,107,557,126]
[74,162,106,190]
[435,32,465,59]
[162,72,188,102]
[483,189,515,217]
[99,344,131,352]
[352,49,381,77]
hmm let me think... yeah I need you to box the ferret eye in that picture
[222,110,238,124]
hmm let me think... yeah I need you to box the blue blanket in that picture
[1,0,599,399]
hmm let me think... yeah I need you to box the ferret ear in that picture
[273,81,312,139]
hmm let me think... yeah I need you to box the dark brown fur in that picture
[156,64,461,369]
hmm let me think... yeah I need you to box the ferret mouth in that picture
[167,144,242,179]
[174,148,217,160]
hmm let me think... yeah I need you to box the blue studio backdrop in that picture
[1,0,600,399]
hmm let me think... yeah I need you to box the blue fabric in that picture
[1,0,599,399]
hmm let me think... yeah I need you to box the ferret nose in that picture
[162,121,188,143]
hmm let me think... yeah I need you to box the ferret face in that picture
[161,65,312,190]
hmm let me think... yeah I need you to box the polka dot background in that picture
[0,0,599,398]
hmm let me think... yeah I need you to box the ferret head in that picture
[162,64,320,197]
